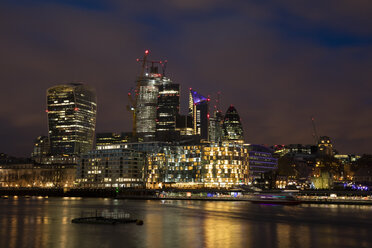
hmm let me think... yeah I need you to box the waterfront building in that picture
[37,155,78,165]
[246,144,278,180]
[47,83,97,155]
[76,148,146,188]
[96,141,167,154]
[31,136,50,163]
[222,105,244,142]
[189,89,209,140]
[146,142,250,188]
[0,163,76,188]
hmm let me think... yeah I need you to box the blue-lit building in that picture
[189,89,209,141]
[246,144,277,180]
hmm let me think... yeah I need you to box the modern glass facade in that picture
[146,142,250,188]
[135,77,159,140]
[189,89,209,140]
[247,144,277,179]
[156,81,180,132]
[209,110,224,142]
[135,74,179,141]
[47,83,97,155]
[222,105,244,142]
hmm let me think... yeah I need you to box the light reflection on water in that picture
[1,197,372,248]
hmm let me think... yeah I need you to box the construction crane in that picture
[311,116,319,145]
[136,58,167,77]
[127,50,150,137]
[127,50,168,137]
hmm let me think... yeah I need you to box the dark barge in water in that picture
[71,210,143,225]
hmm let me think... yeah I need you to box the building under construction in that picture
[130,51,179,141]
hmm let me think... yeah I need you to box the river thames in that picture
[1,197,372,248]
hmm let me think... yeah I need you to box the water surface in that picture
[1,197,371,248]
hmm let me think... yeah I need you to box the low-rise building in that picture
[246,144,278,180]
[0,163,76,188]
[76,148,146,188]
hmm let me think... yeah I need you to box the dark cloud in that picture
[0,0,371,156]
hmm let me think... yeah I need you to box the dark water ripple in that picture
[1,197,372,248]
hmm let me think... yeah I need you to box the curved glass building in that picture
[47,83,97,155]
[222,105,244,142]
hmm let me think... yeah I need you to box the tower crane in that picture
[311,116,319,145]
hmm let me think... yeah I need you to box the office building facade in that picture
[189,89,209,140]
[47,83,97,155]
[77,148,146,188]
[146,142,250,188]
[135,69,179,141]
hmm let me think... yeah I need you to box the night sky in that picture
[1,0,371,157]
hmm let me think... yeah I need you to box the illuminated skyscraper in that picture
[135,63,179,141]
[47,83,97,155]
[189,89,209,140]
[222,105,244,142]
[209,110,224,143]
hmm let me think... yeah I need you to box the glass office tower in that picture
[47,83,97,155]
[222,105,244,142]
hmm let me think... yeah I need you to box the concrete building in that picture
[0,163,76,188]
[76,148,146,188]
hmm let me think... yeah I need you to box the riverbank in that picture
[2,187,372,205]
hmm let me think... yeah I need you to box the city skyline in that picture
[1,1,372,156]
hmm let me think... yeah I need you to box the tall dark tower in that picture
[47,83,97,155]
[209,110,224,143]
[156,79,180,140]
[189,89,209,140]
[222,105,244,142]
